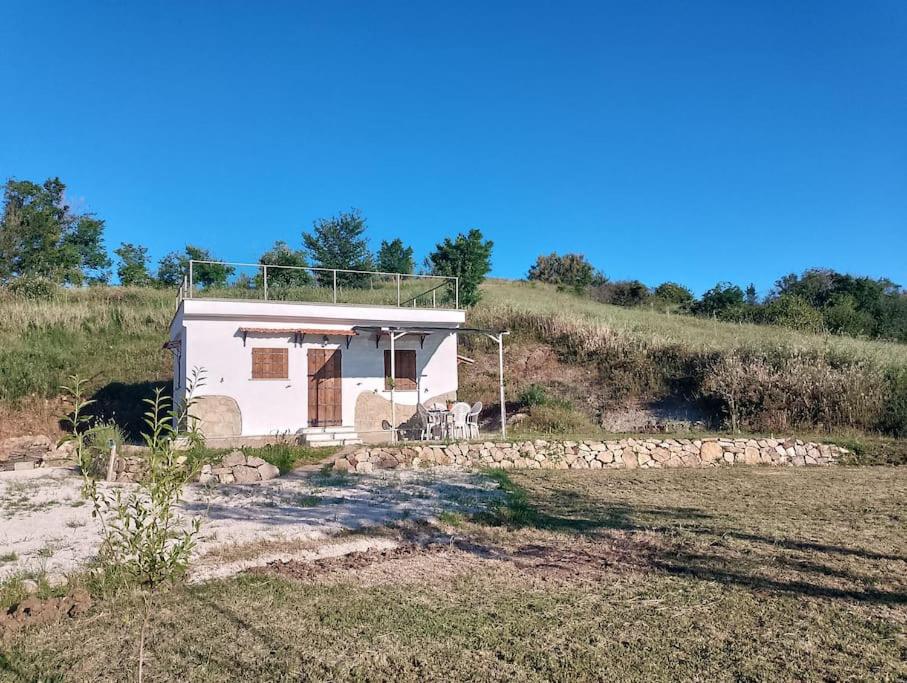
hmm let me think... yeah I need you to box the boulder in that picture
[232,466,261,484]
[221,450,246,467]
[258,463,280,480]
[700,441,723,464]
[245,456,267,467]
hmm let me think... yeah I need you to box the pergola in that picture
[352,325,510,441]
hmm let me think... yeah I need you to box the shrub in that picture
[591,280,650,307]
[693,282,745,317]
[527,253,603,292]
[653,282,694,305]
[7,274,59,300]
[757,294,824,333]
[518,383,550,407]
[82,419,126,478]
[878,367,907,437]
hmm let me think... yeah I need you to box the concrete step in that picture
[301,425,357,434]
[306,438,362,448]
[304,431,358,443]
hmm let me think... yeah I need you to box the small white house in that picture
[166,263,505,446]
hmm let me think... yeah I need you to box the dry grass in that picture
[478,279,907,365]
[3,466,905,681]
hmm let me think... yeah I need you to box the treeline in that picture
[527,252,907,343]
[0,177,494,306]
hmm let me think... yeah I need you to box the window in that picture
[383,350,416,390]
[252,348,288,379]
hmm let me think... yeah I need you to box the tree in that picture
[302,209,373,287]
[527,252,602,292]
[745,283,758,306]
[425,229,493,307]
[115,243,153,286]
[156,245,233,289]
[757,294,824,332]
[694,282,745,318]
[257,240,311,288]
[0,177,110,284]
[376,238,415,274]
[653,282,694,305]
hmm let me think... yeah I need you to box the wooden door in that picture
[307,349,342,426]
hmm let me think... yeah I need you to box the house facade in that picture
[168,297,466,445]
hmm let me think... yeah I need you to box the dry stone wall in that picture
[334,437,848,473]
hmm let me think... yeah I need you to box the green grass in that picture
[2,466,904,681]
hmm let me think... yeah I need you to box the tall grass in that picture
[0,287,174,402]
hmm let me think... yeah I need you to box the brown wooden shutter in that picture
[252,348,288,379]
[383,350,417,390]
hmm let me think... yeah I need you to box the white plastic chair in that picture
[451,402,471,440]
[416,404,434,440]
[466,401,482,439]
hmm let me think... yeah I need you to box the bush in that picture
[518,383,550,407]
[653,282,694,305]
[758,294,824,333]
[6,274,59,300]
[878,367,907,437]
[82,420,126,478]
[527,253,603,292]
[591,280,650,307]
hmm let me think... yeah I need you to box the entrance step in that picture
[299,426,362,448]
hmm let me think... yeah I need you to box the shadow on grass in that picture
[472,469,907,607]
[59,380,170,442]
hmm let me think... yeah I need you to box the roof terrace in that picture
[177,260,460,310]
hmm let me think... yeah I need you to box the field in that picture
[2,466,904,681]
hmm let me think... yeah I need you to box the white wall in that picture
[178,305,461,436]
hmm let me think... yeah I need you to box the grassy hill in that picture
[1,280,905,442]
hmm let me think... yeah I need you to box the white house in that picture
[166,263,505,446]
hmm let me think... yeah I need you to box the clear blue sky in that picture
[1,1,905,294]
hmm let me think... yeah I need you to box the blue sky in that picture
[1,1,905,294]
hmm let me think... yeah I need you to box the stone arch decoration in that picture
[191,395,242,438]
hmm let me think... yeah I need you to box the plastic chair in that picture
[416,403,435,440]
[451,402,471,440]
[466,401,482,439]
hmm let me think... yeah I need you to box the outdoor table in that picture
[427,408,453,439]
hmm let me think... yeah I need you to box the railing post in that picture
[432,289,437,308]
[455,277,459,309]
[188,261,194,298]
[396,274,401,306]
[332,269,337,303]
[262,265,268,300]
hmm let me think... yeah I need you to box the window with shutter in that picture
[252,348,288,379]
[383,350,417,390]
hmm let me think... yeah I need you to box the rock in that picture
[21,579,39,594]
[258,463,280,480]
[743,446,761,465]
[220,472,235,484]
[700,441,723,464]
[245,456,267,467]
[232,466,261,484]
[356,461,374,473]
[221,450,246,467]
[0,435,53,462]
[332,458,351,472]
[198,472,214,485]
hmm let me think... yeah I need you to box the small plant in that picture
[61,367,206,683]
[518,383,549,408]
[0,552,18,562]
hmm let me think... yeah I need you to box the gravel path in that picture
[0,466,500,583]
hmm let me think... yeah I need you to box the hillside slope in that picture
[1,281,905,439]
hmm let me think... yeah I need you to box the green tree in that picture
[115,242,153,286]
[425,228,493,307]
[0,177,110,284]
[156,245,233,289]
[745,283,758,306]
[257,240,311,287]
[757,294,824,332]
[527,252,602,292]
[653,281,694,305]
[694,282,745,318]
[376,238,415,274]
[302,209,374,287]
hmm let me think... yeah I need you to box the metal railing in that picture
[176,260,460,309]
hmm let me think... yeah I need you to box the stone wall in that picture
[199,450,280,484]
[0,435,76,471]
[333,436,849,473]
